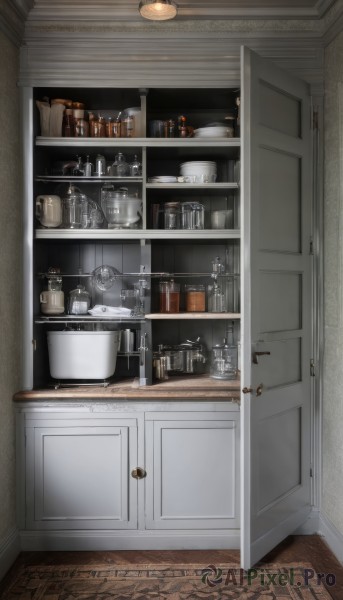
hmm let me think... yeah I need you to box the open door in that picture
[240,46,312,568]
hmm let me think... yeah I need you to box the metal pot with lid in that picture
[179,337,207,374]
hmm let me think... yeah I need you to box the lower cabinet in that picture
[17,401,240,549]
[145,412,239,530]
[24,416,139,530]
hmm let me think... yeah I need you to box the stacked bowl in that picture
[180,161,217,183]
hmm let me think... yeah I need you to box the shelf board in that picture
[146,182,239,190]
[146,312,240,320]
[36,137,241,149]
[35,228,241,240]
[35,315,145,324]
[35,176,142,183]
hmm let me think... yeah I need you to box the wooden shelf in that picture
[146,312,240,320]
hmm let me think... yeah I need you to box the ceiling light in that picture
[139,0,178,21]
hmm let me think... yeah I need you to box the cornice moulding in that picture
[25,0,337,21]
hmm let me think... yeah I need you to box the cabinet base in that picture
[19,529,240,551]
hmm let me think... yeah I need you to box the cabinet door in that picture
[241,46,312,568]
[145,412,239,529]
[26,420,138,529]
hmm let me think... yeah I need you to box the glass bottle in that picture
[130,154,142,177]
[110,152,130,177]
[83,155,94,177]
[73,155,84,176]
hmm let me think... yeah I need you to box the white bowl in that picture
[180,161,217,183]
[194,126,232,138]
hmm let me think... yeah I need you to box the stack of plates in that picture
[194,126,232,138]
[148,176,177,183]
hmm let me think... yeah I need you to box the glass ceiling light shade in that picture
[139,0,178,21]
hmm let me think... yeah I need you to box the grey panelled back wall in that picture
[0,29,21,541]
[323,31,343,537]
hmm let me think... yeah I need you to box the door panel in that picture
[26,423,138,530]
[259,82,301,138]
[241,46,312,568]
[145,414,240,530]
[258,148,301,253]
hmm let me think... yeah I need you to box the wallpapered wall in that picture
[0,28,21,541]
[323,32,343,536]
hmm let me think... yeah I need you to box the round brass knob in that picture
[131,467,147,479]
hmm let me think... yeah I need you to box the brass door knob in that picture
[131,467,147,479]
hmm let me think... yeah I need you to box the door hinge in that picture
[310,359,315,377]
[309,238,314,255]
[32,339,37,351]
[312,109,319,130]
[310,467,313,478]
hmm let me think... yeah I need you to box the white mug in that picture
[40,290,64,315]
[36,195,62,228]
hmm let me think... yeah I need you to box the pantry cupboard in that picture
[16,47,313,568]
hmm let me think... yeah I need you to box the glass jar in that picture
[109,152,130,177]
[68,284,91,315]
[90,116,106,137]
[185,284,206,312]
[180,202,193,229]
[94,154,106,176]
[191,202,204,229]
[62,108,74,137]
[106,118,121,138]
[210,329,237,380]
[121,114,134,138]
[159,280,180,313]
[164,202,180,229]
[207,281,226,312]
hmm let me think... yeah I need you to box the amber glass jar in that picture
[185,284,206,312]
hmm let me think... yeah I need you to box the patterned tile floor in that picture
[0,536,342,600]
[0,563,335,599]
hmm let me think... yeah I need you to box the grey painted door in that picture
[240,46,312,568]
[26,419,138,529]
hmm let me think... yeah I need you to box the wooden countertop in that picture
[13,375,241,402]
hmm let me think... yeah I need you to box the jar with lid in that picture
[159,280,180,313]
[40,267,64,315]
[108,152,130,177]
[180,202,193,229]
[106,117,121,138]
[225,114,235,138]
[210,325,237,380]
[73,108,88,135]
[185,284,206,312]
[121,114,134,138]
[94,154,106,176]
[207,280,226,312]
[68,284,91,315]
[164,202,180,229]
[191,202,204,229]
[90,115,106,137]
[62,108,74,137]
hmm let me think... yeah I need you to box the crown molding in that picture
[18,29,324,89]
[25,0,337,22]
[0,0,32,45]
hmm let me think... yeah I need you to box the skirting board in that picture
[0,527,20,582]
[19,529,240,552]
[318,512,343,564]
